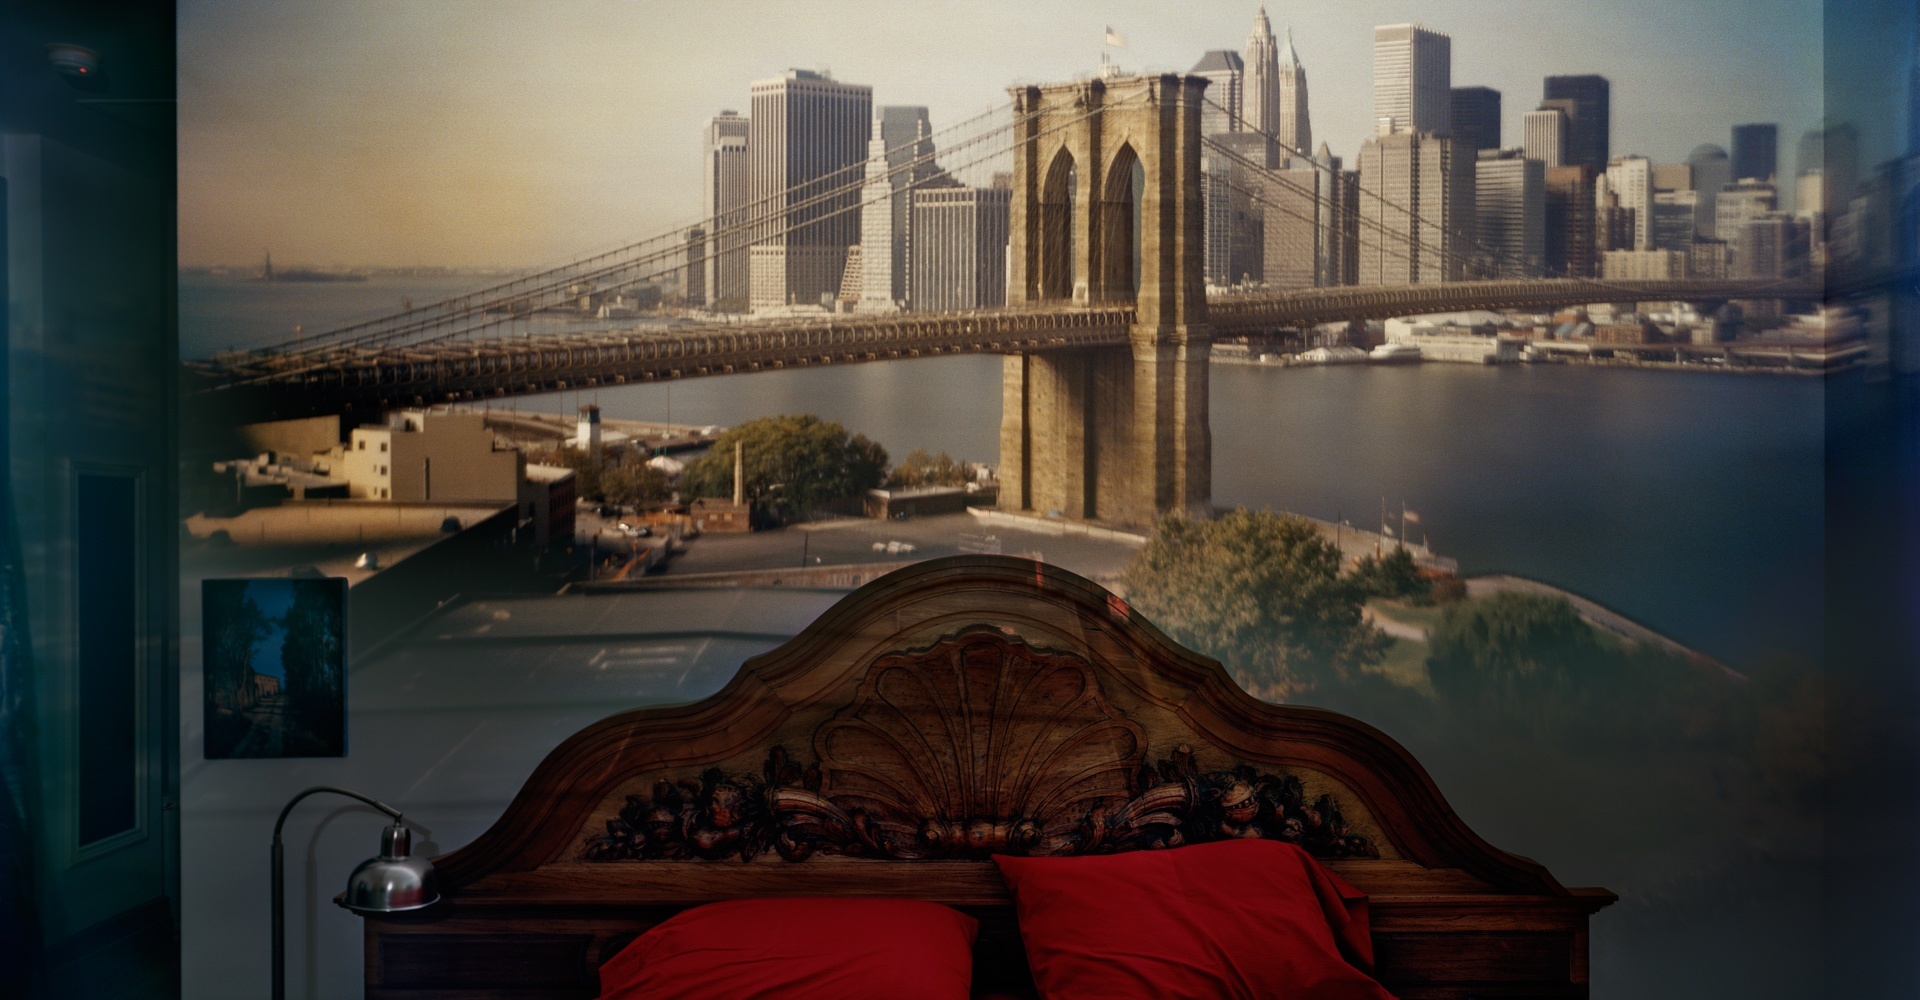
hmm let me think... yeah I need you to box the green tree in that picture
[538,446,605,502]
[683,415,889,524]
[887,449,970,488]
[1425,592,1600,718]
[1348,546,1431,603]
[601,461,672,510]
[1119,509,1388,697]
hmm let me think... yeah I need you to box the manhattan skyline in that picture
[180,0,1827,270]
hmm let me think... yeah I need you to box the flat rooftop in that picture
[182,500,513,584]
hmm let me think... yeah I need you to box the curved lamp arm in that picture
[273,785,403,847]
[271,786,408,1000]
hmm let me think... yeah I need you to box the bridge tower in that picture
[998,73,1212,527]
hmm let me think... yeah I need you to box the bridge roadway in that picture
[189,277,1822,421]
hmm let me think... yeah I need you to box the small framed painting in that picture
[202,577,347,759]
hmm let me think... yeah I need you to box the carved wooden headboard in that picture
[360,556,1613,998]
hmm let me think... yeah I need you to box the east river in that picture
[183,273,1825,668]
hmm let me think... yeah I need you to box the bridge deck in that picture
[189,278,1823,421]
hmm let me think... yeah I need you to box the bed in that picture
[353,555,1614,998]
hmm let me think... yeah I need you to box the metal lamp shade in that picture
[339,823,440,914]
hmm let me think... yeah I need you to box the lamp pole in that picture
[272,786,429,1000]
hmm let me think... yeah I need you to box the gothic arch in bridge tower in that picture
[1099,144,1143,302]
[1000,74,1213,529]
[1040,150,1077,302]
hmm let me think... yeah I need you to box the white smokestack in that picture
[732,440,745,506]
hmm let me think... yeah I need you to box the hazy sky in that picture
[178,0,1825,269]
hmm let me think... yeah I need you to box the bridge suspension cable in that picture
[1198,104,1617,298]
[200,91,1152,392]
[367,94,1124,354]
[368,92,1138,353]
[1203,95,1618,288]
[1198,158,1687,313]
[1201,152,1484,292]
[250,100,1019,360]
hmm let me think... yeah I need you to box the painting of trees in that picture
[279,580,346,754]
[201,581,269,756]
[202,578,346,758]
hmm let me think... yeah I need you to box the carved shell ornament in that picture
[583,627,1376,862]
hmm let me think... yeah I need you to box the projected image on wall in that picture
[202,577,347,758]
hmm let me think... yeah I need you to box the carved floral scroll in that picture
[583,628,1376,862]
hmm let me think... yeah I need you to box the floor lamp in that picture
[272,785,439,1000]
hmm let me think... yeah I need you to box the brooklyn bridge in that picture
[189,73,1826,526]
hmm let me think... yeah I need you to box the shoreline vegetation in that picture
[481,405,1747,671]
[1112,508,1823,809]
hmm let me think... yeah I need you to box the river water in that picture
[182,272,1825,668]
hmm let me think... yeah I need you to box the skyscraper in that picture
[909,186,1010,311]
[857,125,897,311]
[1715,178,1779,245]
[1450,87,1501,153]
[1522,107,1567,168]
[1796,128,1824,178]
[1797,123,1859,222]
[1731,123,1778,182]
[1259,145,1348,289]
[1542,76,1609,168]
[1687,143,1732,238]
[684,227,706,305]
[1544,165,1598,277]
[1243,8,1280,165]
[1794,170,1827,223]
[1689,239,1732,279]
[1595,186,1635,255]
[1733,212,1808,281]
[701,111,750,309]
[1601,155,1653,250]
[747,69,873,312]
[1201,133,1266,286]
[1373,24,1451,136]
[857,107,953,311]
[1357,130,1473,284]
[1202,147,1239,288]
[1475,149,1544,278]
[1651,190,1698,254]
[1190,50,1244,137]
[1277,27,1311,159]
[1651,163,1691,192]
[1261,159,1324,289]
[1825,123,1859,212]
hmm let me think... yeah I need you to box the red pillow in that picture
[598,896,979,1000]
[994,839,1395,1000]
